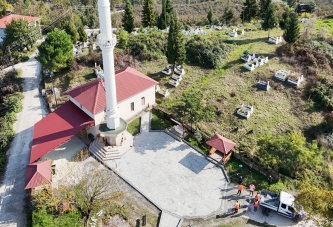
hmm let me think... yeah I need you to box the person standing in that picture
[237,183,243,195]
[255,192,260,201]
[249,183,255,197]
[234,201,240,213]
[238,176,243,185]
[248,163,253,173]
[268,175,273,185]
[253,200,259,211]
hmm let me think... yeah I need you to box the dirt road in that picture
[0,54,47,226]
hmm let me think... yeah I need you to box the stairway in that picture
[89,131,133,162]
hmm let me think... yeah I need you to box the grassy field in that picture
[137,27,324,153]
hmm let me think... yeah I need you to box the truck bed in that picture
[259,190,279,210]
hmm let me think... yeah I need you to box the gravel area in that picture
[0,54,46,227]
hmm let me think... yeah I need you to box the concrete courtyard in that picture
[106,112,228,218]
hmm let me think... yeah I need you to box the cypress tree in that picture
[166,14,185,66]
[165,0,174,26]
[223,7,234,24]
[78,25,87,42]
[141,0,156,27]
[283,12,300,45]
[259,0,271,19]
[207,7,214,24]
[261,3,277,38]
[279,7,290,30]
[123,0,135,33]
[157,0,167,29]
[242,0,259,22]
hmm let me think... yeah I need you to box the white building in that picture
[0,14,40,43]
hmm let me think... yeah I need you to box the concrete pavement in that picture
[0,53,46,226]
[106,112,228,218]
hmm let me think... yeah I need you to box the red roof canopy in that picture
[66,67,158,114]
[0,14,40,29]
[30,101,94,163]
[25,160,51,189]
[206,133,236,155]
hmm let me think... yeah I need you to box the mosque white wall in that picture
[118,86,156,121]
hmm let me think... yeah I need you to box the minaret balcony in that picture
[97,34,117,47]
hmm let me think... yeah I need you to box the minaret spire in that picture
[97,0,119,130]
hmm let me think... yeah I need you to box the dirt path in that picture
[0,54,47,226]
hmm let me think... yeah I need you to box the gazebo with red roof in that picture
[25,160,52,190]
[206,133,236,164]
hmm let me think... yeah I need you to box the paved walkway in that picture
[159,211,181,227]
[106,112,228,218]
[0,53,46,226]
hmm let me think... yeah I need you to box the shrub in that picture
[186,36,233,68]
[311,83,333,110]
[116,30,129,49]
[20,55,29,62]
[127,32,167,61]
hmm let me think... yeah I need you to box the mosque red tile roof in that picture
[66,67,158,114]
[30,101,94,163]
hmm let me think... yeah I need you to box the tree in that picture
[78,25,87,42]
[242,0,259,22]
[297,185,333,220]
[166,14,185,67]
[3,18,40,51]
[157,0,167,29]
[287,0,297,8]
[279,7,290,30]
[0,0,7,16]
[165,0,173,25]
[33,161,123,227]
[122,0,135,33]
[180,89,216,128]
[283,12,300,45]
[64,22,79,43]
[261,3,277,38]
[141,0,156,27]
[38,29,74,72]
[259,0,271,19]
[257,131,323,179]
[207,6,214,24]
[223,7,234,24]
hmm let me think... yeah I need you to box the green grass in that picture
[150,109,175,130]
[184,136,209,154]
[127,117,141,135]
[145,27,323,153]
[225,156,296,193]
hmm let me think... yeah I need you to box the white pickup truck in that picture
[259,190,305,220]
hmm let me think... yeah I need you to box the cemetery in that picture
[236,104,254,119]
[256,80,270,91]
[268,36,283,44]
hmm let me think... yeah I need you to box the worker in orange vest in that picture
[255,192,260,201]
[234,201,240,213]
[253,200,259,211]
[237,183,243,195]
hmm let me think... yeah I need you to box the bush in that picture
[127,32,167,61]
[20,55,30,62]
[116,30,129,49]
[311,83,333,110]
[257,131,325,180]
[186,36,233,68]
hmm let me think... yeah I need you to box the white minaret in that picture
[97,0,119,130]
